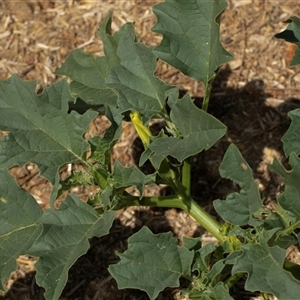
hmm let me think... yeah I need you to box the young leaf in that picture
[28,194,115,300]
[213,144,263,226]
[187,282,233,300]
[152,0,233,87]
[89,105,123,165]
[143,92,226,167]
[109,226,193,300]
[281,108,300,157]
[112,161,156,198]
[275,17,300,66]
[0,169,43,292]
[205,282,234,300]
[232,229,300,299]
[0,76,97,205]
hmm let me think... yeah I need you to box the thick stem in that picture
[119,193,226,243]
[180,194,226,242]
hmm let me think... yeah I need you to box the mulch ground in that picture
[1,0,300,299]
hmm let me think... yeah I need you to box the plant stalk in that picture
[202,80,212,112]
[283,219,300,235]
[119,193,226,243]
[182,158,191,196]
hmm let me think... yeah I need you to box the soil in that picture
[1,0,300,299]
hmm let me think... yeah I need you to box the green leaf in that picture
[55,49,117,106]
[28,194,115,300]
[207,283,234,300]
[55,13,127,106]
[144,93,226,167]
[0,76,96,181]
[281,109,300,156]
[193,242,216,273]
[106,23,175,120]
[112,161,156,198]
[188,282,233,300]
[152,0,233,87]
[0,169,43,292]
[98,12,123,68]
[269,154,300,220]
[0,76,97,205]
[232,229,300,299]
[213,144,263,226]
[275,17,300,66]
[108,226,193,300]
[187,243,235,300]
[89,105,123,165]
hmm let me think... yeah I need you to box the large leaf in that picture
[106,23,175,120]
[55,13,123,106]
[109,226,193,300]
[142,92,226,167]
[281,109,300,157]
[269,153,300,220]
[28,194,115,300]
[0,76,96,184]
[232,230,300,299]
[275,17,300,66]
[213,144,263,226]
[152,0,233,87]
[55,49,117,106]
[0,169,43,292]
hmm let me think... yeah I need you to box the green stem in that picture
[119,193,226,243]
[202,81,212,112]
[225,272,244,289]
[182,158,191,196]
[283,219,300,235]
[261,292,270,300]
[180,194,226,242]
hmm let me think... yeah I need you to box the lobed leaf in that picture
[55,13,125,106]
[106,25,175,120]
[213,144,263,226]
[0,169,43,292]
[232,230,300,299]
[113,161,156,198]
[269,154,300,220]
[152,0,233,88]
[55,49,117,106]
[143,92,226,167]
[109,226,193,300]
[28,194,115,300]
[0,76,97,205]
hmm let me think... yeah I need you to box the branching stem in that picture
[120,193,226,243]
